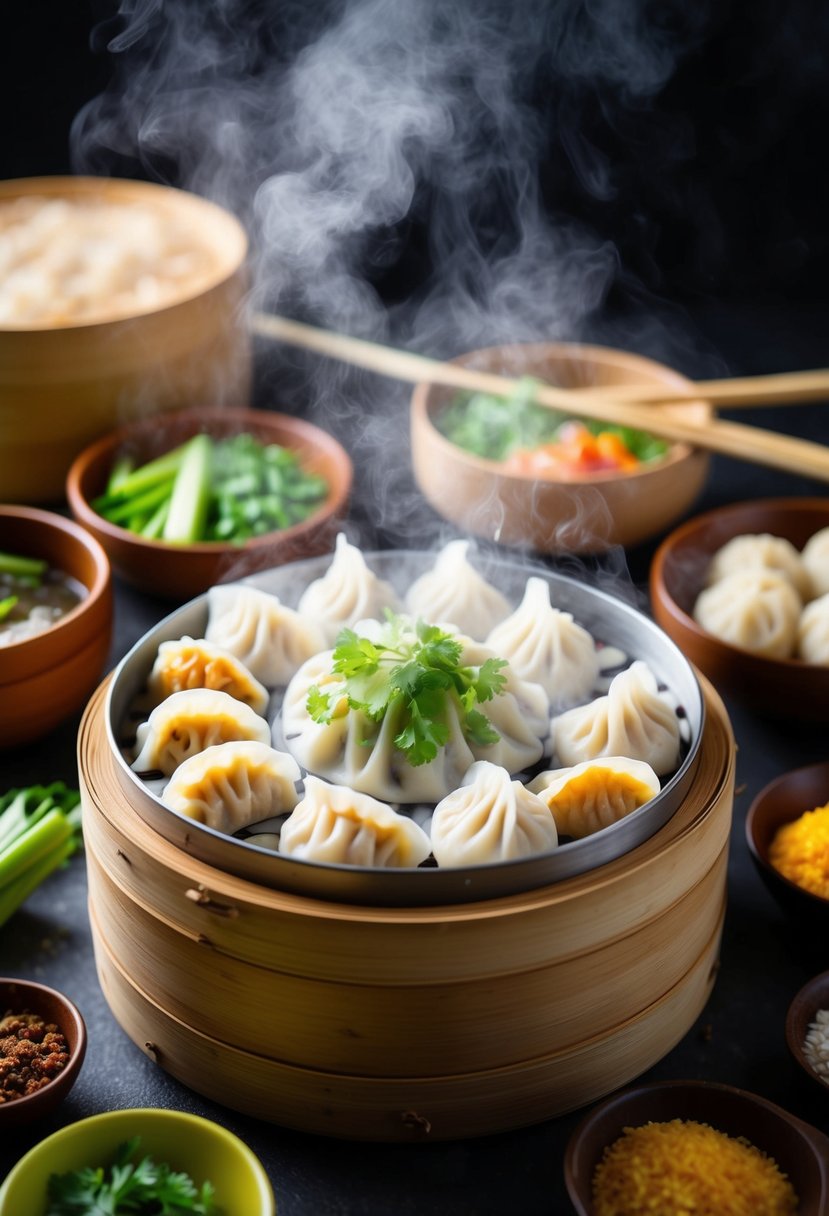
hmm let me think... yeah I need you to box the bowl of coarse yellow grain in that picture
[564,1079,828,1216]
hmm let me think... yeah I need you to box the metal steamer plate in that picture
[105,550,705,907]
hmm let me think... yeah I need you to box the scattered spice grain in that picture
[592,1118,798,1216]
[768,801,829,899]
[0,1010,70,1103]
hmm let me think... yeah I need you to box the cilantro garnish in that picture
[46,1136,220,1215]
[307,615,508,767]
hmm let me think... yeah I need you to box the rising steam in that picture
[71,0,717,559]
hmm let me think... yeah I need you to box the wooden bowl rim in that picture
[651,496,829,676]
[412,340,711,484]
[786,969,829,1091]
[0,505,111,677]
[66,407,353,558]
[0,175,248,334]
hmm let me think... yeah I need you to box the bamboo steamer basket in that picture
[79,671,735,1142]
[0,176,250,503]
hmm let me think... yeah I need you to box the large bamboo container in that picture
[79,672,735,1142]
[0,176,250,503]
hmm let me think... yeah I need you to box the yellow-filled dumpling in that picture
[528,756,660,839]
[148,636,269,714]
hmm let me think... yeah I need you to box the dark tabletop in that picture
[2,296,829,1214]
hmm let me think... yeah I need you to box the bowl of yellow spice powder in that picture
[747,761,829,926]
[564,1079,828,1216]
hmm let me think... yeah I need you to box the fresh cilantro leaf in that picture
[46,1139,221,1216]
[305,614,509,768]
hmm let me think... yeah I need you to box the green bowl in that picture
[0,1107,275,1216]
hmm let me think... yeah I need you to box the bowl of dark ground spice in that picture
[0,978,86,1127]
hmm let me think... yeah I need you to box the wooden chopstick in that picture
[251,312,829,483]
[574,369,829,409]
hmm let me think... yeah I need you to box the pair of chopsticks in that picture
[252,312,829,482]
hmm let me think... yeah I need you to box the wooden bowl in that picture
[410,343,711,553]
[650,498,829,720]
[0,1108,275,1216]
[564,1079,829,1215]
[0,506,112,747]
[746,761,829,927]
[0,978,86,1128]
[786,971,829,1092]
[0,176,251,504]
[66,407,353,601]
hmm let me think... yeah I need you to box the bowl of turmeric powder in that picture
[564,1079,828,1216]
[746,761,829,927]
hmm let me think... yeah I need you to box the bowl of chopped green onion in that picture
[66,407,352,600]
[0,1107,275,1215]
[411,342,711,552]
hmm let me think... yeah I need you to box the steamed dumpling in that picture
[296,533,401,645]
[404,540,511,640]
[485,576,599,707]
[550,660,681,776]
[205,584,326,687]
[797,592,829,665]
[528,756,660,839]
[802,527,829,599]
[147,636,269,715]
[694,569,801,659]
[161,741,300,832]
[278,775,432,868]
[279,626,547,804]
[430,761,558,867]
[131,688,271,776]
[705,533,812,601]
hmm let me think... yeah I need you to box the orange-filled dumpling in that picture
[528,756,660,839]
[148,636,269,714]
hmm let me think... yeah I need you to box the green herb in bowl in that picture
[46,1136,219,1216]
[93,433,329,545]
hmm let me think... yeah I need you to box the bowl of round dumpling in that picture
[650,498,829,721]
[107,535,705,905]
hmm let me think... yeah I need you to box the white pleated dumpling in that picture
[205,584,326,687]
[296,533,401,645]
[430,761,558,867]
[485,576,600,708]
[528,756,661,839]
[802,527,829,599]
[131,688,271,776]
[278,776,432,868]
[797,592,829,665]
[693,569,801,659]
[458,636,549,773]
[705,533,812,601]
[404,540,511,640]
[147,636,269,715]
[550,660,681,777]
[161,741,301,832]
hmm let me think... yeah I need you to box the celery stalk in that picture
[101,480,174,524]
[0,789,55,853]
[0,808,72,888]
[0,836,77,928]
[106,454,135,495]
[140,499,171,540]
[162,434,213,543]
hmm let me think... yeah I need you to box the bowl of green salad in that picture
[67,406,353,600]
[410,342,711,553]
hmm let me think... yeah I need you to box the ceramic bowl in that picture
[650,497,829,720]
[0,505,112,747]
[0,978,86,1127]
[787,971,829,1092]
[0,175,251,505]
[564,1079,829,1216]
[746,761,829,927]
[0,1107,275,1216]
[66,407,353,600]
[410,342,711,553]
